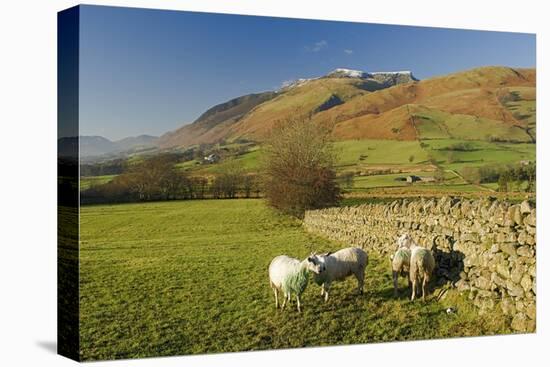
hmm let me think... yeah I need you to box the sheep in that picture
[396,233,436,301]
[268,255,322,312]
[396,233,416,250]
[390,247,411,296]
[309,247,368,302]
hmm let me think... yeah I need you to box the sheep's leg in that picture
[392,271,399,297]
[422,275,427,301]
[281,292,287,310]
[355,269,365,295]
[422,273,430,301]
[273,287,279,309]
[324,283,330,302]
[411,279,416,301]
[320,284,325,297]
[296,294,301,313]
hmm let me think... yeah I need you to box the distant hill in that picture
[158,68,419,148]
[315,66,535,142]
[144,66,536,150]
[59,135,159,158]
[114,135,159,153]
[159,91,277,148]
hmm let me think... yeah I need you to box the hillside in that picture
[158,91,277,148]
[314,66,535,142]
[158,68,420,148]
[158,66,535,149]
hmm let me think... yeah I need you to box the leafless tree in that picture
[262,116,341,217]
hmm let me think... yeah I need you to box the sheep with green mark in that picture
[268,255,322,312]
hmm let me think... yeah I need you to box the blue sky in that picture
[79,5,536,140]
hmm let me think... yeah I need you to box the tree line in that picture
[81,155,260,204]
[461,163,535,192]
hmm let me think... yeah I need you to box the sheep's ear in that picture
[325,252,333,257]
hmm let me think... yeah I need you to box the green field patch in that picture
[79,199,511,360]
[414,107,531,142]
[80,175,117,190]
[422,139,535,171]
[335,139,429,167]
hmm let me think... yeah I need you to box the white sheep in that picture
[310,247,368,302]
[268,255,322,312]
[396,233,416,250]
[396,234,436,301]
[390,247,411,296]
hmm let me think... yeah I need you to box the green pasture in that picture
[414,108,531,142]
[79,199,512,360]
[80,137,535,195]
[80,175,117,190]
[334,139,430,167]
[421,139,535,171]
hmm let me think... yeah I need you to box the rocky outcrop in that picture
[303,197,536,332]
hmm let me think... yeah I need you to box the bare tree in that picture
[212,160,243,198]
[262,116,341,217]
[242,174,257,198]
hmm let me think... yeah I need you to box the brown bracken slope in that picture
[158,66,536,148]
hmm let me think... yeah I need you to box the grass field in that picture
[422,139,535,172]
[80,136,535,197]
[80,175,117,190]
[334,139,430,167]
[79,199,512,360]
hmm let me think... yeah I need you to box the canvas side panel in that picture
[57,5,80,362]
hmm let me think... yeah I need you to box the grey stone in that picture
[524,213,536,227]
[455,279,470,293]
[511,265,526,284]
[500,242,517,257]
[507,280,525,298]
[520,274,533,293]
[526,302,536,320]
[491,272,507,288]
[517,231,528,245]
[520,200,532,214]
[511,313,528,332]
[517,246,534,258]
[501,296,516,316]
[475,276,492,290]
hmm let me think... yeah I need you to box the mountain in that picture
[324,68,418,86]
[114,135,159,153]
[159,92,276,148]
[159,66,535,148]
[80,136,117,157]
[158,68,417,148]
[59,135,159,158]
[315,66,535,142]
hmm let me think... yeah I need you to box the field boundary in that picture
[303,197,536,332]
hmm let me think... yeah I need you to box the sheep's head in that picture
[305,253,326,274]
[396,233,414,249]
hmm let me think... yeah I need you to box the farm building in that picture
[203,154,220,164]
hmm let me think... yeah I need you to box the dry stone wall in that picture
[303,196,536,332]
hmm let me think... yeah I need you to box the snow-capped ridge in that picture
[330,68,369,78]
[371,70,413,75]
[279,68,418,91]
